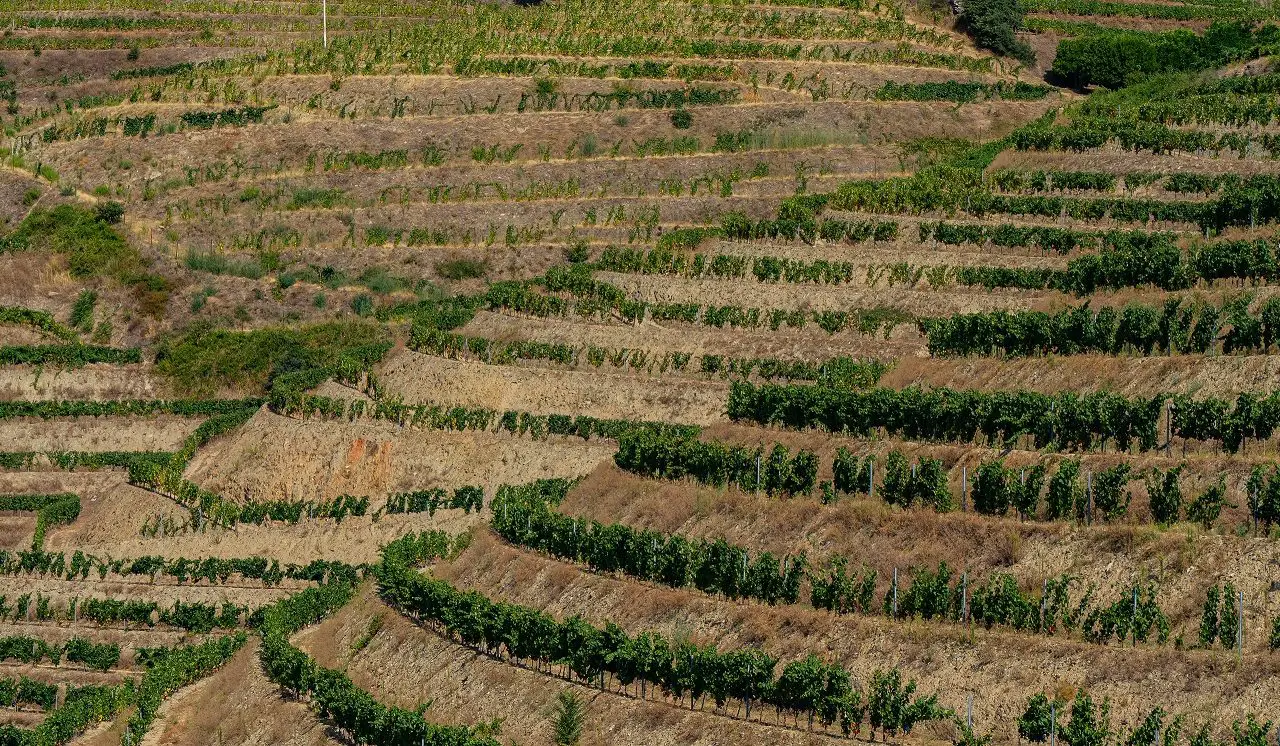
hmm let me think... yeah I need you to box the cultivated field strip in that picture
[0,0,1278,742]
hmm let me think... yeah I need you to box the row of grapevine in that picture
[605,227,1279,295]
[0,451,170,477]
[613,431,818,496]
[257,533,500,746]
[728,381,1163,452]
[734,378,1280,453]
[0,546,363,587]
[1015,691,1268,746]
[920,296,1280,358]
[0,635,118,670]
[0,635,246,745]
[35,104,277,144]
[454,54,736,83]
[989,169,1116,193]
[0,306,77,341]
[13,596,251,633]
[123,634,248,745]
[515,86,740,113]
[0,682,132,745]
[377,533,948,737]
[411,325,887,387]
[828,167,1280,233]
[919,220,1100,253]
[385,486,484,515]
[1024,0,1253,21]
[825,558,1167,645]
[874,80,1052,102]
[492,479,805,604]
[275,392,701,442]
[489,478,1181,645]
[485,265,911,336]
[0,344,142,366]
[0,676,56,710]
[1086,92,1280,128]
[0,398,263,420]
[1012,117,1280,161]
[0,492,82,550]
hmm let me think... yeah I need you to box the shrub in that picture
[94,201,124,225]
[961,0,1035,64]
[69,290,97,333]
[15,204,139,281]
[435,257,486,280]
[350,294,374,317]
[670,108,693,129]
[1050,22,1278,90]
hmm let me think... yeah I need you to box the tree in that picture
[553,689,586,746]
[960,0,1034,64]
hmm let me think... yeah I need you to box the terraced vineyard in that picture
[1,0,1280,743]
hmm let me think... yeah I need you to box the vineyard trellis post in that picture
[966,693,973,730]
[1237,589,1244,659]
[756,454,761,495]
[868,460,874,500]
[1131,585,1138,646]
[1252,486,1258,534]
[1086,472,1093,526]
[322,0,328,49]
[961,465,967,511]
[1021,469,1027,520]
[961,571,968,623]
[892,567,898,617]
[1049,702,1057,746]
[1165,401,1172,457]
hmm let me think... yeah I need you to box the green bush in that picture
[1050,22,1278,90]
[94,201,124,225]
[670,108,693,129]
[69,290,97,332]
[15,204,137,280]
[961,0,1035,64]
[350,294,374,316]
[435,257,487,280]
[153,321,389,397]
